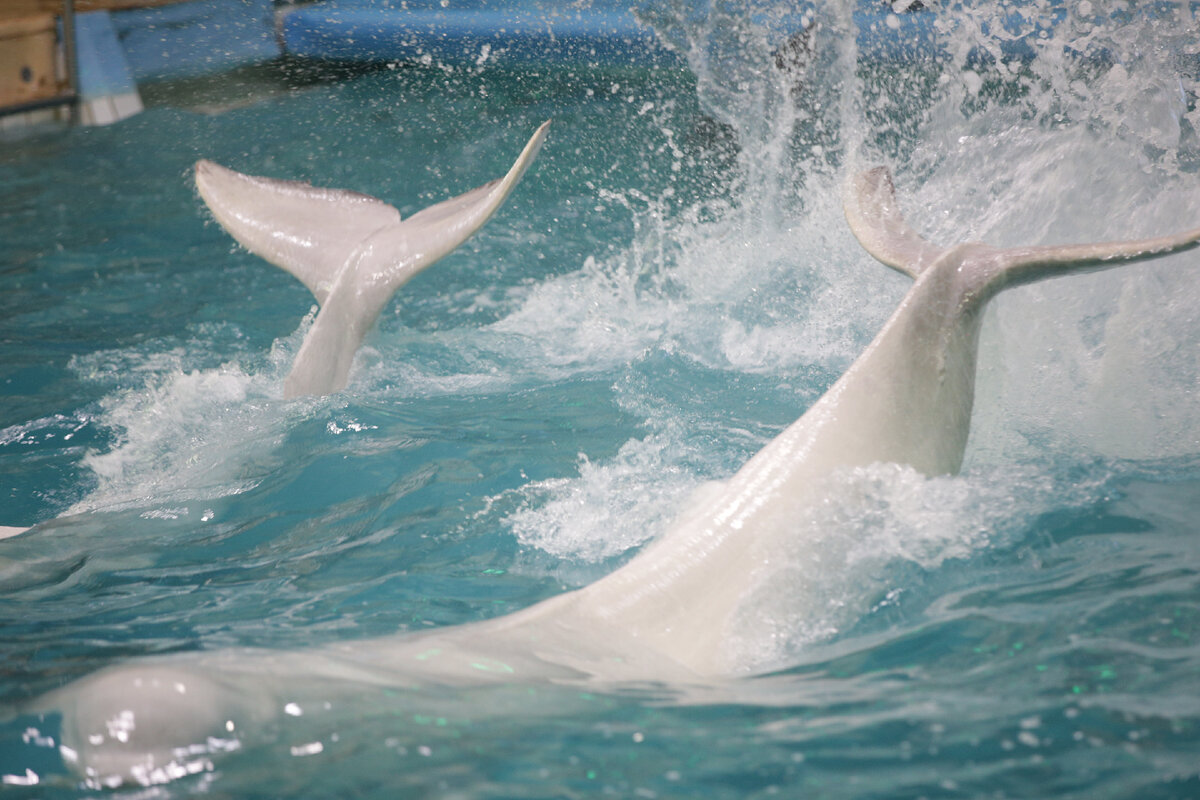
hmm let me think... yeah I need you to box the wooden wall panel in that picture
[1,0,190,19]
[0,14,62,106]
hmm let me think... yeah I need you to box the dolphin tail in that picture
[195,120,551,304]
[194,121,551,397]
[845,166,1200,297]
[194,162,402,307]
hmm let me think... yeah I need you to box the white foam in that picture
[504,437,703,563]
[64,326,306,516]
[66,363,265,514]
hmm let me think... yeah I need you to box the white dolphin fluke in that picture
[194,120,551,398]
[24,166,1200,785]
[845,166,1200,293]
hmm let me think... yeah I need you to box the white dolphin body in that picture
[30,168,1200,785]
[194,121,550,398]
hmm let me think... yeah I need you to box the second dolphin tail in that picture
[194,121,551,397]
[194,160,402,306]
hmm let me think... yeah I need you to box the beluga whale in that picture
[23,167,1200,787]
[193,120,550,398]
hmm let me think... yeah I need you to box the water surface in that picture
[2,2,1199,796]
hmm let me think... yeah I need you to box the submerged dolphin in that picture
[194,121,550,398]
[27,168,1200,785]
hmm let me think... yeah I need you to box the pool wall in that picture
[14,0,1200,132]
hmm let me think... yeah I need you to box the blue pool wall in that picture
[61,0,1200,128]
[112,0,282,82]
[279,2,679,69]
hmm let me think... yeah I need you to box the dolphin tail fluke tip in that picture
[193,159,229,189]
[516,120,552,167]
[502,120,552,186]
[844,166,945,279]
[990,221,1200,296]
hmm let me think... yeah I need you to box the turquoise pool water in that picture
[2,2,1200,796]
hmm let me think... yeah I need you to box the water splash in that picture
[497,0,1200,665]
[63,325,303,515]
